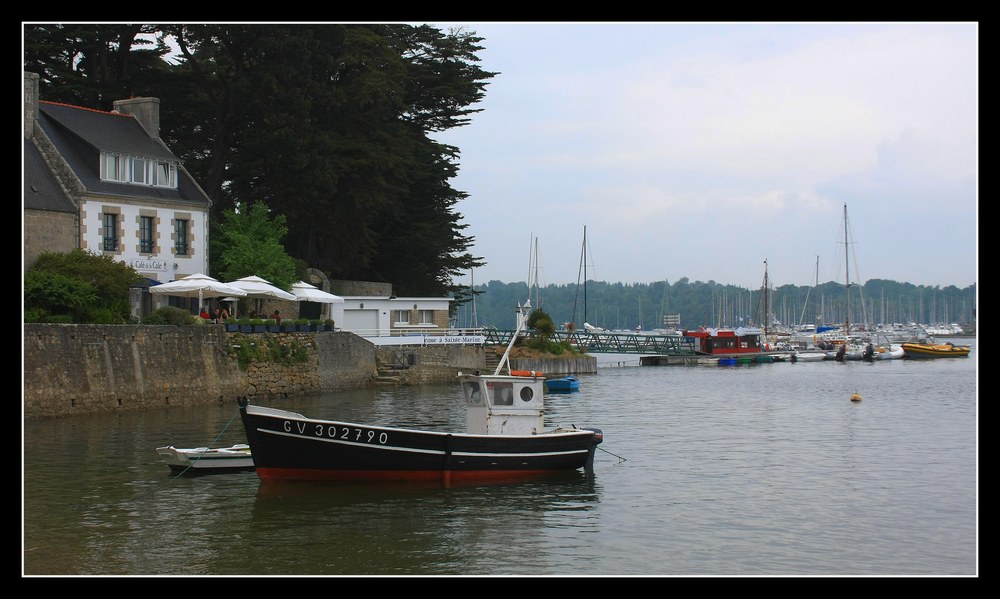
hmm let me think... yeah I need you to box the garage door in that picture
[341,309,379,336]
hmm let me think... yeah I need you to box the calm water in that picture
[23,339,978,577]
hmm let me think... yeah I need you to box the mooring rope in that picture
[598,445,627,463]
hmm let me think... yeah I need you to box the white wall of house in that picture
[333,297,452,337]
[81,198,209,283]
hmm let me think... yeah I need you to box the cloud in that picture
[438,22,977,288]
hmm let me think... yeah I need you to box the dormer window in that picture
[100,152,177,189]
[153,160,175,187]
[130,157,148,184]
[102,153,125,182]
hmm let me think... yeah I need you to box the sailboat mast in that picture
[583,226,588,325]
[471,269,478,328]
[763,259,769,339]
[843,203,850,334]
[532,236,541,309]
[798,255,819,329]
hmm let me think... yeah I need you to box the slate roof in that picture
[35,101,209,207]
[23,139,76,213]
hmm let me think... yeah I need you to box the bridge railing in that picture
[482,329,697,355]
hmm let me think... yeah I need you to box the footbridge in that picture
[482,329,696,355]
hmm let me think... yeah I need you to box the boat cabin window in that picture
[520,386,534,402]
[488,382,514,406]
[463,381,483,405]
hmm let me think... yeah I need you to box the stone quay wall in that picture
[22,324,597,419]
[374,344,487,385]
[23,324,480,419]
[508,355,598,376]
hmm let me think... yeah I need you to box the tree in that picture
[154,24,492,298]
[527,308,556,341]
[25,23,495,302]
[212,201,298,290]
[23,23,174,108]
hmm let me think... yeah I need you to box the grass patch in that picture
[227,333,311,370]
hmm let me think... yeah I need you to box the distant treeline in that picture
[454,278,977,332]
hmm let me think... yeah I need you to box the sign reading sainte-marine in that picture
[424,335,486,345]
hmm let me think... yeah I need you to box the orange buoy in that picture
[511,370,544,377]
[850,392,862,402]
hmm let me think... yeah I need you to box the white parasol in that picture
[226,275,297,301]
[148,273,248,308]
[226,275,297,318]
[291,281,345,304]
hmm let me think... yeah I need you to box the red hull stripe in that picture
[256,467,557,483]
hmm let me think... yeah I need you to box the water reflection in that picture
[245,474,602,575]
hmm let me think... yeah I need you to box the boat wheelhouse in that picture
[683,327,765,355]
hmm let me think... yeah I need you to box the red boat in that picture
[683,327,766,355]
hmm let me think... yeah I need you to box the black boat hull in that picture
[238,400,602,483]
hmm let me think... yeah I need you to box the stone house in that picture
[22,71,212,317]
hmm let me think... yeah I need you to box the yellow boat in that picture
[900,341,971,359]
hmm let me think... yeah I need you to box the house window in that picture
[394,310,410,325]
[101,153,126,182]
[418,310,434,324]
[139,216,154,254]
[100,152,178,188]
[174,219,189,255]
[102,213,119,251]
[153,160,176,188]
[130,157,149,184]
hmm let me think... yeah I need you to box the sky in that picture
[427,22,978,291]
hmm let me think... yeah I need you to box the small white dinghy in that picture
[156,444,255,474]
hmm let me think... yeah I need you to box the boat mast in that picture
[583,225,588,325]
[530,235,542,310]
[843,203,850,335]
[762,259,769,339]
[572,225,588,327]
[471,268,478,328]
[798,255,819,329]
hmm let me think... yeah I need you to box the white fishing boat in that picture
[156,444,255,474]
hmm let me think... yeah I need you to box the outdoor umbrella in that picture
[148,273,248,308]
[226,275,297,301]
[291,281,345,304]
[226,275,297,318]
[291,281,345,321]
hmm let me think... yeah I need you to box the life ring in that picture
[511,370,544,377]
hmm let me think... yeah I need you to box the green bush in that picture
[142,306,197,325]
[225,333,311,369]
[23,269,96,323]
[85,306,121,324]
[42,314,74,324]
[26,249,141,324]
[24,307,48,323]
